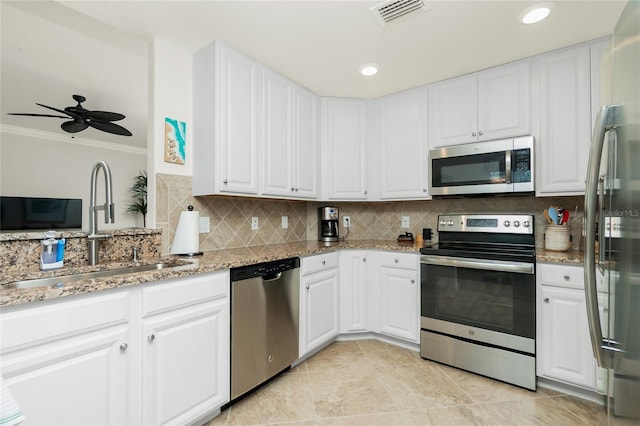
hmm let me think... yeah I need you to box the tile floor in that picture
[207,339,632,426]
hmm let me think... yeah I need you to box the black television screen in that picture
[0,197,82,230]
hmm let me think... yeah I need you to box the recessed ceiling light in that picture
[359,64,379,77]
[519,2,555,24]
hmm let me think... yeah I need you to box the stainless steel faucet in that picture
[88,161,115,265]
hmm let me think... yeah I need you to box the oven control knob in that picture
[513,221,520,227]
[439,219,446,226]
[523,221,530,228]
[447,220,454,226]
[503,220,511,227]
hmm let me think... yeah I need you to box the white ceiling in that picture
[1,0,626,147]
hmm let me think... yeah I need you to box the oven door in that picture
[420,255,535,354]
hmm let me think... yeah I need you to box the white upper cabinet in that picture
[261,69,319,199]
[377,88,430,199]
[321,98,369,200]
[193,42,260,196]
[292,85,319,198]
[429,60,531,148]
[194,42,318,199]
[533,43,592,196]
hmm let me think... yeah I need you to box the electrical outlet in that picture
[281,215,288,229]
[251,217,259,230]
[343,216,351,228]
[199,216,210,233]
[402,216,410,228]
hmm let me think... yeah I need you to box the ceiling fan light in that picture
[359,64,379,77]
[519,3,554,24]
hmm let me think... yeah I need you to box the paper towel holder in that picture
[170,205,203,257]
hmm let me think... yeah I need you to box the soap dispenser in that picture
[41,231,64,270]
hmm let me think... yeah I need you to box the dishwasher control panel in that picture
[231,257,300,281]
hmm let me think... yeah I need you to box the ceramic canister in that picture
[544,225,571,251]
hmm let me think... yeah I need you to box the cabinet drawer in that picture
[142,271,229,317]
[1,290,130,352]
[301,252,338,276]
[379,252,418,270]
[537,263,584,289]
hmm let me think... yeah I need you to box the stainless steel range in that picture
[420,214,536,390]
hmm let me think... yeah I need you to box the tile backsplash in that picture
[157,174,584,254]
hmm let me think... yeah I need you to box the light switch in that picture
[282,215,288,229]
[251,217,259,230]
[402,216,410,228]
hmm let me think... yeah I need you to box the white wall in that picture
[0,126,147,230]
[147,38,194,228]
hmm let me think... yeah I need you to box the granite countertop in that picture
[1,239,585,308]
[0,240,422,308]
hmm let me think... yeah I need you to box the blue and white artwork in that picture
[164,117,186,165]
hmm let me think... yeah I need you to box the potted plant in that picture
[127,170,147,227]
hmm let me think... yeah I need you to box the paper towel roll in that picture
[170,206,203,256]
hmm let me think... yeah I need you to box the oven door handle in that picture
[420,255,534,274]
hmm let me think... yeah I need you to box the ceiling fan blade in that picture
[61,120,89,133]
[7,113,69,118]
[88,120,132,136]
[35,103,75,117]
[85,110,126,122]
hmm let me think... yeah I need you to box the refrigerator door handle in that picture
[584,104,618,369]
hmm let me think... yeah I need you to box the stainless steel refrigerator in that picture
[584,0,640,422]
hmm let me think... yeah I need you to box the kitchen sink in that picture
[11,261,193,290]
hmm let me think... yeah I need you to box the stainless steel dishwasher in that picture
[230,257,300,401]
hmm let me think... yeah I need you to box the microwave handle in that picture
[505,150,512,184]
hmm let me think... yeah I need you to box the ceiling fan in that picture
[7,94,132,136]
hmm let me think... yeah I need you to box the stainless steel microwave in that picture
[429,136,534,196]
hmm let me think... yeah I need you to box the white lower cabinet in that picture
[300,252,339,357]
[339,250,370,333]
[0,291,133,426]
[141,272,230,425]
[378,252,420,343]
[537,263,596,389]
[337,250,419,344]
[0,271,230,426]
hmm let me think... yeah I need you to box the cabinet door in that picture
[300,268,339,356]
[429,74,477,148]
[321,98,368,200]
[379,266,419,342]
[218,44,260,194]
[293,85,319,198]
[142,299,229,425]
[339,250,368,333]
[538,286,596,389]
[477,60,530,141]
[261,68,293,197]
[535,45,591,195]
[378,88,430,199]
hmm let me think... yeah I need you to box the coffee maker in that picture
[318,207,339,242]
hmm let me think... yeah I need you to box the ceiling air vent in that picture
[370,0,431,27]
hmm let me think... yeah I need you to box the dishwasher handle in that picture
[262,272,283,282]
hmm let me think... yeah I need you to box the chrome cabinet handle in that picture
[479,130,484,136]
[291,187,295,191]
[472,131,477,137]
[362,258,366,262]
[295,188,299,192]
[411,279,415,284]
[305,285,310,290]
[322,260,326,265]
[543,297,550,303]
[364,190,368,195]
[148,334,155,342]
[395,259,399,263]
[223,179,228,184]
[120,343,128,351]
[563,275,570,281]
